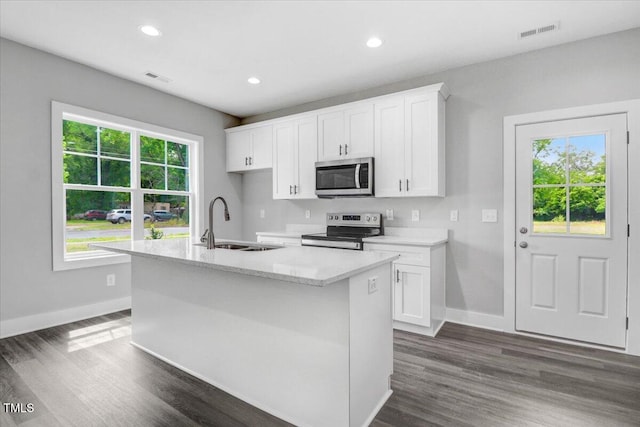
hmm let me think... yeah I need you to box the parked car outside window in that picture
[84,209,107,220]
[152,210,178,222]
[106,209,153,224]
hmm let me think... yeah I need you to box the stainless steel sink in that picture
[194,242,281,251]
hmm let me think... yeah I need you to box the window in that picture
[52,102,203,270]
[531,134,607,236]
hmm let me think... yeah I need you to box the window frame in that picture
[52,101,204,271]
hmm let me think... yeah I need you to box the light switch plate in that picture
[106,274,116,287]
[305,210,310,219]
[411,210,420,222]
[450,210,459,222]
[368,277,378,294]
[260,209,265,219]
[482,209,498,223]
[386,209,394,220]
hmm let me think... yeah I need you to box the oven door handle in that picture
[355,164,361,189]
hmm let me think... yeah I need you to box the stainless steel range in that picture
[301,212,382,250]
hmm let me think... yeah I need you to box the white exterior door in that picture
[515,114,628,347]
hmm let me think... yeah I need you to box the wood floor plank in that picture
[1,312,639,426]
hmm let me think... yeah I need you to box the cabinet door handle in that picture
[339,145,342,156]
[289,185,293,195]
[406,179,409,191]
[245,157,248,166]
[396,268,400,282]
[344,144,348,155]
[294,185,298,194]
[249,157,253,165]
[399,179,402,192]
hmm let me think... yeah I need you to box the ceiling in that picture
[1,1,639,118]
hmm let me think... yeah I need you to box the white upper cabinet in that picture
[272,115,318,200]
[374,84,448,197]
[226,124,273,172]
[317,103,374,161]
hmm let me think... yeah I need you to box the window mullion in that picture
[131,130,145,241]
[97,127,102,186]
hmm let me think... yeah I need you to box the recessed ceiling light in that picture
[366,37,383,48]
[139,25,161,37]
[247,77,261,85]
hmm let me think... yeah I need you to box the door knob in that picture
[520,227,528,234]
[519,241,528,248]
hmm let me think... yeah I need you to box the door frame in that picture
[503,99,640,356]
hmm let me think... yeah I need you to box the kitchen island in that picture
[94,239,398,427]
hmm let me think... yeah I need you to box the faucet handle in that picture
[200,229,209,243]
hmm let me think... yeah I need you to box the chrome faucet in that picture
[200,196,230,249]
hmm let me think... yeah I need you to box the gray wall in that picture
[0,38,241,324]
[241,28,640,316]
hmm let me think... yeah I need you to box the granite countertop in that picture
[92,239,397,287]
[362,227,449,247]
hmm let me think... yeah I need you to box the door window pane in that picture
[569,186,606,235]
[532,138,565,185]
[568,134,606,184]
[533,187,567,234]
[66,190,131,253]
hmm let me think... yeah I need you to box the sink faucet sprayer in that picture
[200,196,230,249]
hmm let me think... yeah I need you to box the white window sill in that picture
[53,250,131,271]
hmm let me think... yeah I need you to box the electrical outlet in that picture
[305,210,310,219]
[482,209,498,223]
[386,209,394,220]
[450,210,459,222]
[411,210,420,222]
[260,209,265,219]
[368,277,378,294]
[106,274,116,287]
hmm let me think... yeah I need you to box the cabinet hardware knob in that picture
[249,157,252,165]
[399,179,402,192]
[289,185,293,195]
[344,144,348,155]
[406,179,409,191]
[396,269,400,282]
[294,185,298,194]
[245,157,248,166]
[339,145,342,156]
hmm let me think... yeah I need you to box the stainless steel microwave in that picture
[315,157,374,198]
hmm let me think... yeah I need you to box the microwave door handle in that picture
[355,164,361,189]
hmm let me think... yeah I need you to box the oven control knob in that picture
[366,216,371,222]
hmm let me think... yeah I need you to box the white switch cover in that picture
[368,277,378,294]
[450,210,459,222]
[260,209,265,218]
[305,210,310,219]
[411,210,420,222]
[386,209,394,220]
[106,274,116,287]
[482,209,498,223]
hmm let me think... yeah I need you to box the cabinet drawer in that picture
[364,243,430,267]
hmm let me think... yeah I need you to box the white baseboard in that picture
[445,307,504,332]
[0,297,131,339]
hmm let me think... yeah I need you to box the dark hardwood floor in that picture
[1,311,638,426]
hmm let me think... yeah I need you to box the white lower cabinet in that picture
[365,242,446,337]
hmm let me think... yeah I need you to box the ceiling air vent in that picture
[144,71,171,83]
[519,22,560,39]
